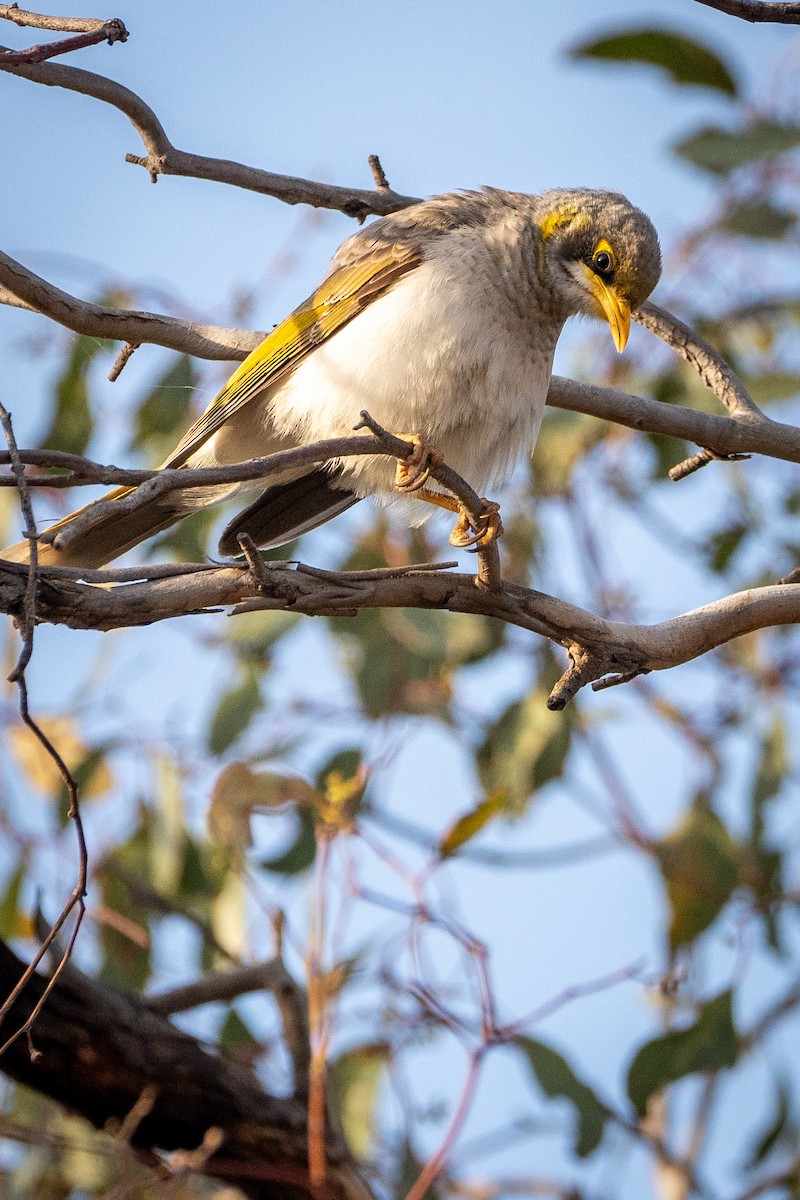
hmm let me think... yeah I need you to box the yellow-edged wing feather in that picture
[163,244,422,469]
[0,242,422,567]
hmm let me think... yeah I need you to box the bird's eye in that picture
[593,250,613,277]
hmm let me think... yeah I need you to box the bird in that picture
[2,187,661,569]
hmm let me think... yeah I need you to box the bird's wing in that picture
[164,243,422,469]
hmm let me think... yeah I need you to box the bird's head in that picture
[536,189,661,352]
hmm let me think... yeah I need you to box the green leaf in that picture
[516,1036,606,1157]
[218,1008,259,1053]
[571,28,737,96]
[722,201,796,240]
[207,669,262,756]
[742,372,800,406]
[131,354,195,459]
[705,522,748,573]
[675,122,800,175]
[261,804,316,875]
[439,791,507,858]
[752,717,786,836]
[656,798,739,950]
[332,1042,390,1159]
[627,991,737,1117]
[0,864,25,940]
[42,334,109,456]
[745,1079,792,1168]
[478,688,571,812]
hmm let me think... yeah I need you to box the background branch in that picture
[0,938,370,1200]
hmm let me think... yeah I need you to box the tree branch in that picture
[0,52,417,217]
[0,938,371,1200]
[1,552,798,707]
[0,6,127,67]
[0,249,262,359]
[693,0,800,23]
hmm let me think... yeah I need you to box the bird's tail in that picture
[0,485,197,569]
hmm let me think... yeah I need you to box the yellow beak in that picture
[583,267,631,353]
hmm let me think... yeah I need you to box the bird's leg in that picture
[394,434,444,493]
[412,487,504,551]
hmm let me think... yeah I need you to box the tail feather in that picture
[1,486,192,569]
[218,469,359,556]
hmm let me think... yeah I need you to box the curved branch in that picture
[1,553,798,708]
[0,53,417,218]
[0,249,262,359]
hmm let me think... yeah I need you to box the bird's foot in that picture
[394,435,443,493]
[449,499,504,550]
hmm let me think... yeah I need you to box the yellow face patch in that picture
[540,205,590,242]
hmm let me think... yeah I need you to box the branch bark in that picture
[1,553,798,707]
[0,52,416,217]
[693,0,800,22]
[0,7,128,66]
[0,938,371,1200]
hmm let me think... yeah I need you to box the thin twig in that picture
[0,404,37,679]
[404,1049,484,1200]
[368,154,391,191]
[307,829,333,1190]
[108,340,138,381]
[0,5,124,33]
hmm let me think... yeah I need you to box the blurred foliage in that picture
[570,26,739,95]
[2,15,800,1200]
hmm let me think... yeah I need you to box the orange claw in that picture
[394,435,444,493]
[449,500,504,551]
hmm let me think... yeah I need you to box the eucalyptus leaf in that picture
[655,798,739,950]
[675,122,800,175]
[571,28,737,96]
[517,1036,607,1157]
[722,201,796,240]
[627,991,737,1116]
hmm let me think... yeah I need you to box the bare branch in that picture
[1,553,799,707]
[0,53,418,218]
[147,959,294,1017]
[0,248,262,359]
[0,21,127,65]
[636,303,761,420]
[693,0,800,22]
[0,4,123,34]
[0,6,127,66]
[0,938,372,1200]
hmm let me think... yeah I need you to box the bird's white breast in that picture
[267,247,559,498]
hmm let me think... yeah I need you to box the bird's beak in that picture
[582,267,631,353]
